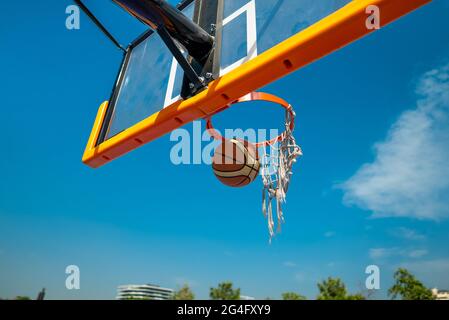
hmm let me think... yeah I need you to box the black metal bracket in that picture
[157,26,206,96]
[179,0,219,98]
[112,0,217,98]
[74,0,126,52]
[76,0,219,99]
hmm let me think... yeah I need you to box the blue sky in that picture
[1,0,449,300]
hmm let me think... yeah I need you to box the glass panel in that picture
[220,0,352,71]
[223,0,250,17]
[106,2,195,139]
[221,13,248,72]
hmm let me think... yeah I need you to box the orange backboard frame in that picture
[83,0,431,168]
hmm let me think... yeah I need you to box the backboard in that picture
[83,0,430,168]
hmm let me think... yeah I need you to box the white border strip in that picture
[220,0,258,76]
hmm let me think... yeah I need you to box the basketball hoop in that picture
[206,92,296,147]
[205,92,303,241]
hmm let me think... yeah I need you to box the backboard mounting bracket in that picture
[112,0,217,98]
[157,26,207,97]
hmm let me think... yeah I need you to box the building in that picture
[117,284,174,300]
[432,288,449,300]
[240,295,255,300]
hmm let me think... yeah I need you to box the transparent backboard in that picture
[101,0,352,142]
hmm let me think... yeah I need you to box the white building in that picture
[431,288,449,300]
[117,284,174,300]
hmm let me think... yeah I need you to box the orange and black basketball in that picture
[212,139,260,187]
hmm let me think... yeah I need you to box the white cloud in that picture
[224,251,233,257]
[369,247,428,260]
[324,231,336,238]
[402,258,449,272]
[283,261,297,268]
[391,227,426,241]
[408,249,428,258]
[295,272,305,283]
[398,258,449,289]
[340,64,449,220]
[369,247,400,259]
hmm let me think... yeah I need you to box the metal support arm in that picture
[74,0,126,52]
[76,0,216,97]
[112,0,216,96]
[157,26,205,93]
[112,0,214,63]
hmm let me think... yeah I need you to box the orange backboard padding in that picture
[83,0,431,168]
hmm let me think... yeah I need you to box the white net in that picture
[260,107,302,241]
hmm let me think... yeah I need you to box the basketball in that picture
[212,139,260,187]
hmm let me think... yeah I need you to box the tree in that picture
[15,296,31,300]
[316,277,365,300]
[282,292,306,300]
[388,268,434,300]
[346,293,366,300]
[173,284,195,300]
[210,282,240,300]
